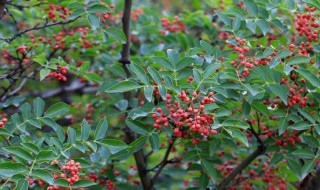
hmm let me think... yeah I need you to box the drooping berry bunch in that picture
[159,16,186,35]
[275,131,302,147]
[47,3,71,23]
[46,67,68,82]
[0,114,8,128]
[295,6,319,42]
[152,91,217,141]
[131,8,144,22]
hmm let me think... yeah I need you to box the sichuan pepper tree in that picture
[0,0,320,189]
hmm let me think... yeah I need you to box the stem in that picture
[152,139,175,182]
[217,146,265,190]
[119,1,153,189]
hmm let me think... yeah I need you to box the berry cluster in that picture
[16,46,30,55]
[0,114,8,128]
[47,3,71,23]
[131,8,144,22]
[295,7,319,42]
[230,38,253,77]
[159,16,186,34]
[61,160,82,186]
[275,131,302,147]
[46,67,68,81]
[152,91,217,141]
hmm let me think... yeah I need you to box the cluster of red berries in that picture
[27,177,43,186]
[295,6,319,42]
[47,3,71,23]
[159,16,186,35]
[152,91,217,141]
[0,114,8,128]
[131,8,144,22]
[16,46,31,55]
[56,160,82,186]
[85,103,95,124]
[46,67,68,81]
[230,38,253,77]
[275,131,302,147]
[96,12,112,24]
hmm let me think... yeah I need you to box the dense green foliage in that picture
[0,0,320,189]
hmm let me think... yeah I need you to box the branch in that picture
[0,17,79,43]
[247,121,265,149]
[6,2,47,10]
[118,1,153,189]
[217,146,266,190]
[0,0,6,19]
[151,140,176,182]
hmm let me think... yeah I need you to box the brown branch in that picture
[0,17,79,43]
[152,139,176,182]
[0,0,6,19]
[217,146,266,190]
[6,2,47,10]
[118,1,153,189]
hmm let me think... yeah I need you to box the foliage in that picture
[0,0,319,189]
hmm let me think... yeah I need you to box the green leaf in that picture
[216,12,231,26]
[81,119,90,141]
[130,135,148,152]
[289,121,311,130]
[286,157,302,179]
[36,150,57,161]
[104,28,127,44]
[257,20,270,36]
[232,17,241,30]
[20,102,31,120]
[44,102,70,118]
[40,68,51,81]
[222,119,249,129]
[152,57,173,71]
[125,119,149,135]
[246,20,256,33]
[209,140,221,157]
[296,69,320,88]
[70,9,86,20]
[67,3,83,9]
[33,97,45,117]
[14,178,29,190]
[276,49,292,59]
[67,127,76,144]
[149,134,160,152]
[32,53,48,66]
[144,86,153,102]
[106,81,142,93]
[292,149,315,159]
[0,128,14,136]
[242,101,251,119]
[200,40,213,55]
[279,116,288,135]
[0,162,28,177]
[97,139,128,154]
[201,159,217,180]
[167,49,180,66]
[94,117,108,140]
[269,84,289,105]
[88,4,110,13]
[226,128,249,147]
[130,63,149,84]
[87,13,100,30]
[203,63,219,79]
[302,159,315,179]
[79,61,90,73]
[270,152,283,166]
[271,19,286,32]
[287,56,311,65]
[176,57,194,71]
[72,180,96,188]
[243,0,258,17]
[85,73,103,82]
[32,169,54,185]
[21,143,40,154]
[3,146,33,160]
[54,179,70,187]
[147,67,162,84]
[252,102,269,117]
